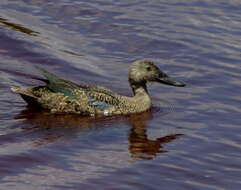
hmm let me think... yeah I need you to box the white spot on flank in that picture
[104,110,109,116]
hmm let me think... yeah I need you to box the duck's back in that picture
[11,67,123,115]
[12,67,153,115]
[12,82,124,115]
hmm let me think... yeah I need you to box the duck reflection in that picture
[127,111,182,160]
[14,106,182,160]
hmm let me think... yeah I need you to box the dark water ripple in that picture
[0,0,241,189]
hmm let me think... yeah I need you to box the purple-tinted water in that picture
[0,0,241,189]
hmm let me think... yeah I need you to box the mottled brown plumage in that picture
[11,60,185,116]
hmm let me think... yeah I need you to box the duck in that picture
[11,60,185,116]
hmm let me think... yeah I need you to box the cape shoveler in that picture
[11,60,185,116]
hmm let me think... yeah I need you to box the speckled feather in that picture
[11,60,185,116]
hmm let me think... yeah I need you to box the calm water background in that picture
[0,0,241,189]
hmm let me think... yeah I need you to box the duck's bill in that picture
[157,76,186,87]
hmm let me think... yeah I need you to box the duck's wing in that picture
[36,66,81,98]
[83,86,121,110]
[36,67,121,108]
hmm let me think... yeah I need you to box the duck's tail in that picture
[11,87,39,105]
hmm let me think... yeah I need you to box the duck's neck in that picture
[130,81,149,96]
[128,81,152,113]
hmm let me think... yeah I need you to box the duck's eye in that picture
[146,66,151,71]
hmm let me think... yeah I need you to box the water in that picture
[0,0,241,189]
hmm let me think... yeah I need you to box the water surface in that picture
[0,0,241,189]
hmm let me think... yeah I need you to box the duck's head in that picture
[128,60,185,88]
